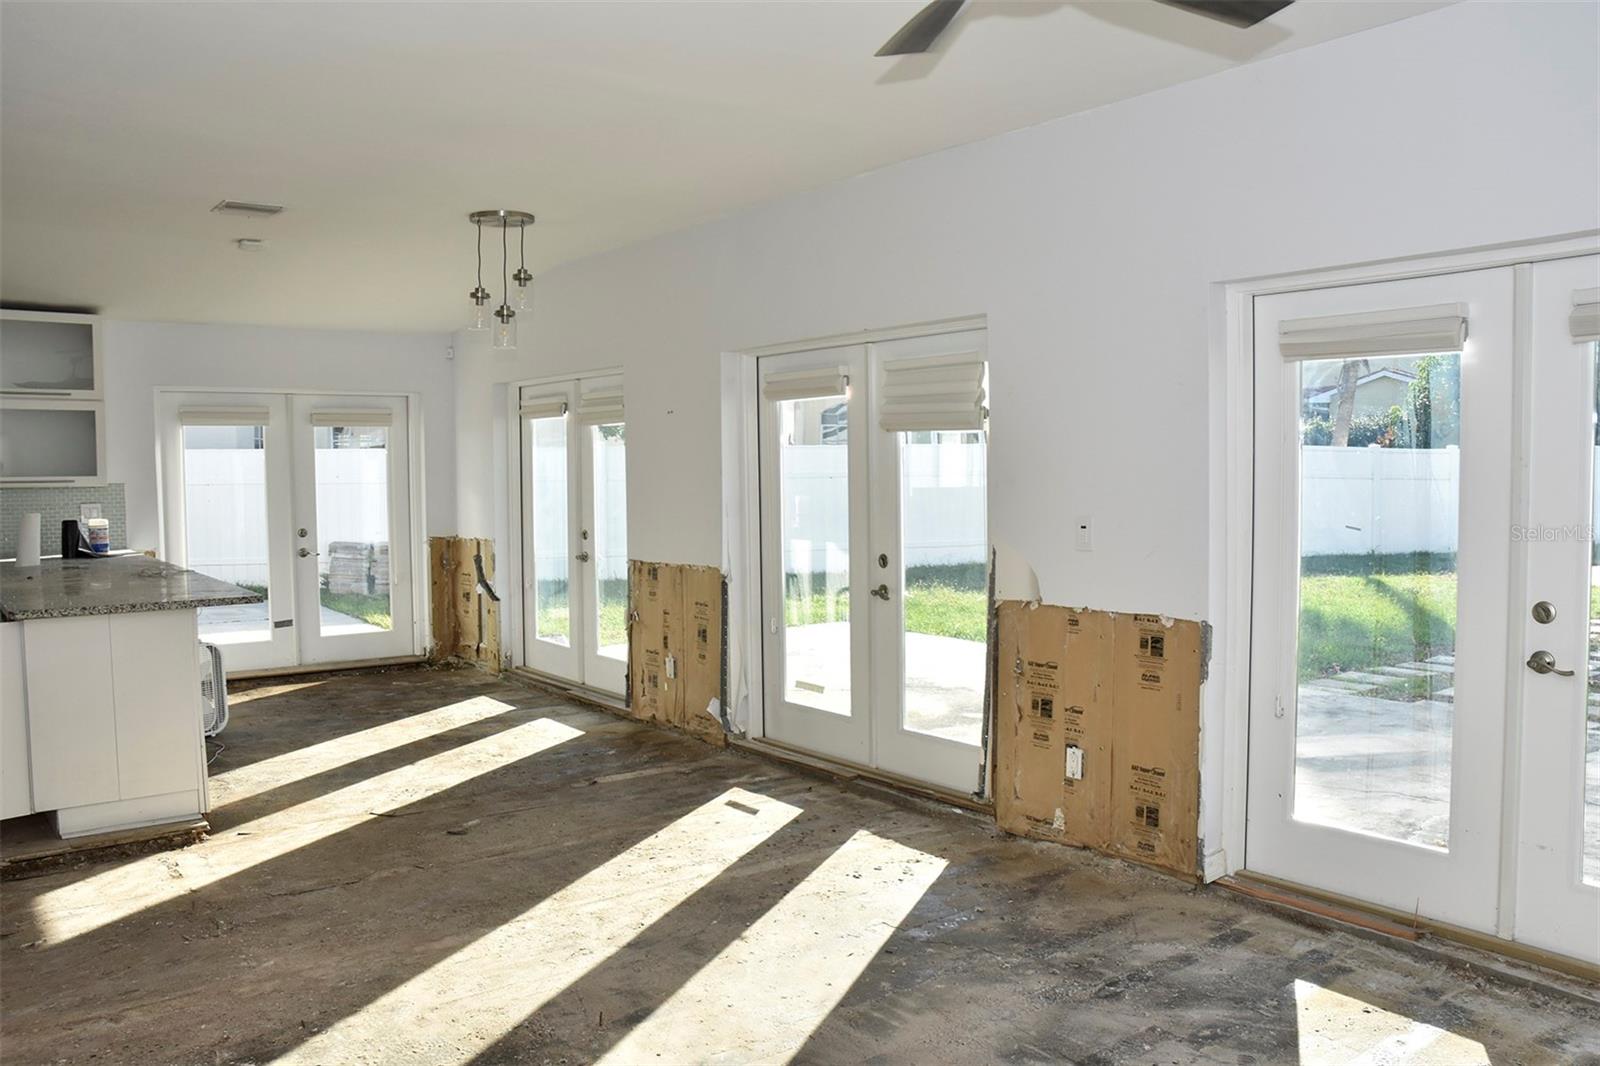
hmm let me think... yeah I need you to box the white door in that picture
[518,375,627,695]
[289,395,416,665]
[1514,254,1600,964]
[759,330,989,794]
[159,392,296,672]
[1247,268,1514,933]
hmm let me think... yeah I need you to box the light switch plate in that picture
[1074,516,1092,551]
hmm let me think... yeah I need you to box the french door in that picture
[758,329,989,795]
[1247,256,1600,964]
[519,375,627,695]
[158,391,417,672]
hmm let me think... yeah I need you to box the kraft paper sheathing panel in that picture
[627,560,727,747]
[428,536,500,672]
[993,600,1201,879]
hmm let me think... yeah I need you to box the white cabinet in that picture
[1,623,32,819]
[19,611,205,836]
[0,311,101,398]
[0,398,107,485]
[0,311,106,486]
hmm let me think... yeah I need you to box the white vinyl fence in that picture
[782,441,988,575]
[183,449,389,586]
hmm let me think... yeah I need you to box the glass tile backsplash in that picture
[0,483,127,558]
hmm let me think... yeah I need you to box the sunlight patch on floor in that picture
[29,716,583,945]
[210,695,523,808]
[1293,978,1490,1065]
[272,787,803,1065]
[599,829,946,1065]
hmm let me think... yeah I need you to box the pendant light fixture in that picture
[466,209,534,348]
[513,222,533,312]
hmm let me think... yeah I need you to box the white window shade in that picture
[762,366,849,402]
[878,352,987,432]
[519,395,568,420]
[1571,287,1600,344]
[1278,303,1468,361]
[574,386,624,424]
[178,406,271,426]
[310,409,393,427]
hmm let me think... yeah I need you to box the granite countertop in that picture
[0,555,264,621]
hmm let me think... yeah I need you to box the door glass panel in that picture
[529,415,570,646]
[1587,343,1600,886]
[900,429,987,743]
[313,424,392,635]
[182,423,271,645]
[1293,352,1461,848]
[779,395,851,715]
[592,423,628,662]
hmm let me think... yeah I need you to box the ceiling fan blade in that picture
[1155,0,1295,29]
[876,0,967,57]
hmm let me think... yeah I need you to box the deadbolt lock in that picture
[878,553,888,569]
[1532,600,1557,624]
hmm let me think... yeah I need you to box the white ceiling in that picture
[0,0,1446,333]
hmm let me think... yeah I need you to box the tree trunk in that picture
[1330,359,1368,447]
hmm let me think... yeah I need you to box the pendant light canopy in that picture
[467,209,534,348]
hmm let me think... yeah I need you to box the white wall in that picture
[451,3,1598,856]
[102,320,454,553]
[457,1,1597,608]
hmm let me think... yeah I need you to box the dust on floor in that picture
[0,666,1595,1065]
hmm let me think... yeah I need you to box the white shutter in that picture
[762,366,849,402]
[518,394,568,420]
[878,352,987,432]
[1278,303,1468,361]
[178,406,271,426]
[574,385,624,424]
[1571,287,1600,344]
[309,409,393,427]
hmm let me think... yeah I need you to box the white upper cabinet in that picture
[0,311,102,398]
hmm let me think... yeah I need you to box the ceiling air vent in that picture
[211,200,284,217]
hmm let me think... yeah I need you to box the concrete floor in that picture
[1,666,1596,1065]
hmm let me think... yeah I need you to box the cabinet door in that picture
[1,623,32,818]
[23,617,120,811]
[109,612,202,801]
[0,312,100,398]
[0,399,106,485]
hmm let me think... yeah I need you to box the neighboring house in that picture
[1302,365,1417,421]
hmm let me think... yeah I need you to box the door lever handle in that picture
[298,547,319,558]
[575,550,591,563]
[1526,650,1576,676]
[870,584,890,601]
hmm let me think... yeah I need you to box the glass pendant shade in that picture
[513,283,531,313]
[492,313,517,351]
[469,302,489,331]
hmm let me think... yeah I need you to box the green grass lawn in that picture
[321,590,392,630]
[782,565,988,642]
[1297,554,1457,678]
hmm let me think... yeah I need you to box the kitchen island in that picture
[1,555,261,837]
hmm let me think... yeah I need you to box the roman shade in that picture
[310,409,393,427]
[1278,303,1468,361]
[762,366,849,402]
[1571,287,1600,344]
[878,352,987,432]
[518,395,569,420]
[177,406,271,426]
[574,385,624,424]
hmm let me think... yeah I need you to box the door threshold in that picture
[509,667,627,714]
[1225,871,1600,989]
[735,737,991,815]
[227,654,427,681]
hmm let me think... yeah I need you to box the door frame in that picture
[1213,234,1600,922]
[154,386,429,669]
[730,315,990,793]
